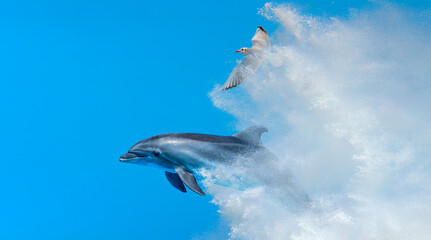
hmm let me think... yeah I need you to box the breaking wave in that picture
[206,3,431,239]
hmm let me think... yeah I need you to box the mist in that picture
[206,3,431,239]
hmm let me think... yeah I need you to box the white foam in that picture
[206,3,431,239]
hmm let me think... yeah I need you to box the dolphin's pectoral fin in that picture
[175,167,206,196]
[165,171,187,193]
[233,125,268,145]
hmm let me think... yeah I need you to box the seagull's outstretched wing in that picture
[220,54,263,91]
[251,26,270,49]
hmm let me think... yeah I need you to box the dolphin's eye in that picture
[153,151,160,156]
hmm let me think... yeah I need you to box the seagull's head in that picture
[235,47,249,56]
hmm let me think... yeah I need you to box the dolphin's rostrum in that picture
[120,126,269,196]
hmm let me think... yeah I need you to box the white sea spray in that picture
[205,3,431,239]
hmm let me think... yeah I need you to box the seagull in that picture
[220,26,271,91]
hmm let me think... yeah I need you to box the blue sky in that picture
[0,0,429,239]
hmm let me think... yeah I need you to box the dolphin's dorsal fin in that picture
[233,125,268,145]
[175,167,206,196]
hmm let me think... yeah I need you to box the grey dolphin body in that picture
[120,126,272,196]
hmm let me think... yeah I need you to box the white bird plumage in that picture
[221,26,271,91]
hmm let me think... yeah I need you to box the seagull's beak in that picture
[235,50,240,53]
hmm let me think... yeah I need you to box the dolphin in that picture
[119,126,274,196]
